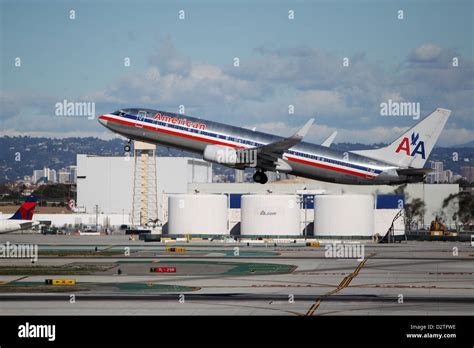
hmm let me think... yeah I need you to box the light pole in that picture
[95,204,99,231]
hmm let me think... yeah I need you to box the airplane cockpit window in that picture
[111,110,126,116]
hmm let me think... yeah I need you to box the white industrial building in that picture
[76,154,212,223]
[240,195,300,236]
[314,195,374,237]
[159,191,401,238]
[167,194,228,235]
[188,181,459,229]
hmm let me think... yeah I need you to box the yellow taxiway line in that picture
[305,253,374,316]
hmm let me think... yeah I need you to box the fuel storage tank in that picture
[240,195,300,236]
[167,194,228,236]
[314,194,374,237]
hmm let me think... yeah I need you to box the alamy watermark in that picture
[0,241,38,262]
[216,148,257,167]
[325,243,365,261]
[380,99,420,120]
[55,99,95,120]
[18,322,55,341]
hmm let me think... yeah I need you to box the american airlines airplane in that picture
[98,108,451,185]
[0,196,39,234]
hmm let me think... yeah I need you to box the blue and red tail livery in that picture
[9,196,38,220]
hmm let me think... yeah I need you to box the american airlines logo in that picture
[260,210,277,216]
[395,132,426,159]
[154,113,206,130]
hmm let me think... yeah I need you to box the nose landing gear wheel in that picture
[253,170,268,184]
[124,144,131,152]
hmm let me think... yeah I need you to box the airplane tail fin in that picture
[9,196,37,220]
[351,108,451,168]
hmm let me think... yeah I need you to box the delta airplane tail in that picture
[8,196,37,220]
[352,108,451,169]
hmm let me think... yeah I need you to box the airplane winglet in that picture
[294,118,314,139]
[321,131,338,147]
[253,118,314,160]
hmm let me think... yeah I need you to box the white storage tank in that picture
[241,195,300,236]
[167,194,228,235]
[314,195,374,237]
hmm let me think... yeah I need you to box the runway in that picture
[1,234,473,315]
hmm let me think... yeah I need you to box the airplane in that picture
[98,108,451,185]
[0,196,39,234]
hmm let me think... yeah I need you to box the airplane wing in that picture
[248,119,314,170]
[321,131,337,147]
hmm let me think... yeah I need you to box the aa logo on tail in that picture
[395,132,426,159]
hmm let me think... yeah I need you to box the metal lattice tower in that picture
[131,141,158,226]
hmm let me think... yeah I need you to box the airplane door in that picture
[136,110,147,128]
[366,161,376,178]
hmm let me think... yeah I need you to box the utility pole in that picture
[95,204,99,231]
[304,195,308,237]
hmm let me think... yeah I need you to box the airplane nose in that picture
[98,116,108,127]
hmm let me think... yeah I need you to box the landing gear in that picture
[253,170,268,184]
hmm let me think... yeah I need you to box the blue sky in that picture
[1,0,473,145]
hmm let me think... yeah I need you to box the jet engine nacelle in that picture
[203,145,239,165]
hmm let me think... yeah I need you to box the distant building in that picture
[461,166,474,183]
[426,161,454,183]
[44,167,57,183]
[32,170,43,184]
[68,165,77,183]
[235,169,244,183]
[429,161,444,183]
[444,170,453,183]
[58,170,70,184]
[213,174,229,183]
[30,166,78,185]
[31,167,57,184]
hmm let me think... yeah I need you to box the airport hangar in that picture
[31,143,460,239]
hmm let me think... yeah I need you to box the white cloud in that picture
[2,40,472,145]
[292,90,348,116]
[148,36,192,77]
[410,44,442,62]
[381,92,404,102]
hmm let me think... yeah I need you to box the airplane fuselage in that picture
[98,108,414,185]
[0,219,39,234]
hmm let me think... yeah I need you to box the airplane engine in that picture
[203,145,239,165]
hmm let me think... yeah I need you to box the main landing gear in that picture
[253,170,268,184]
[124,139,132,152]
